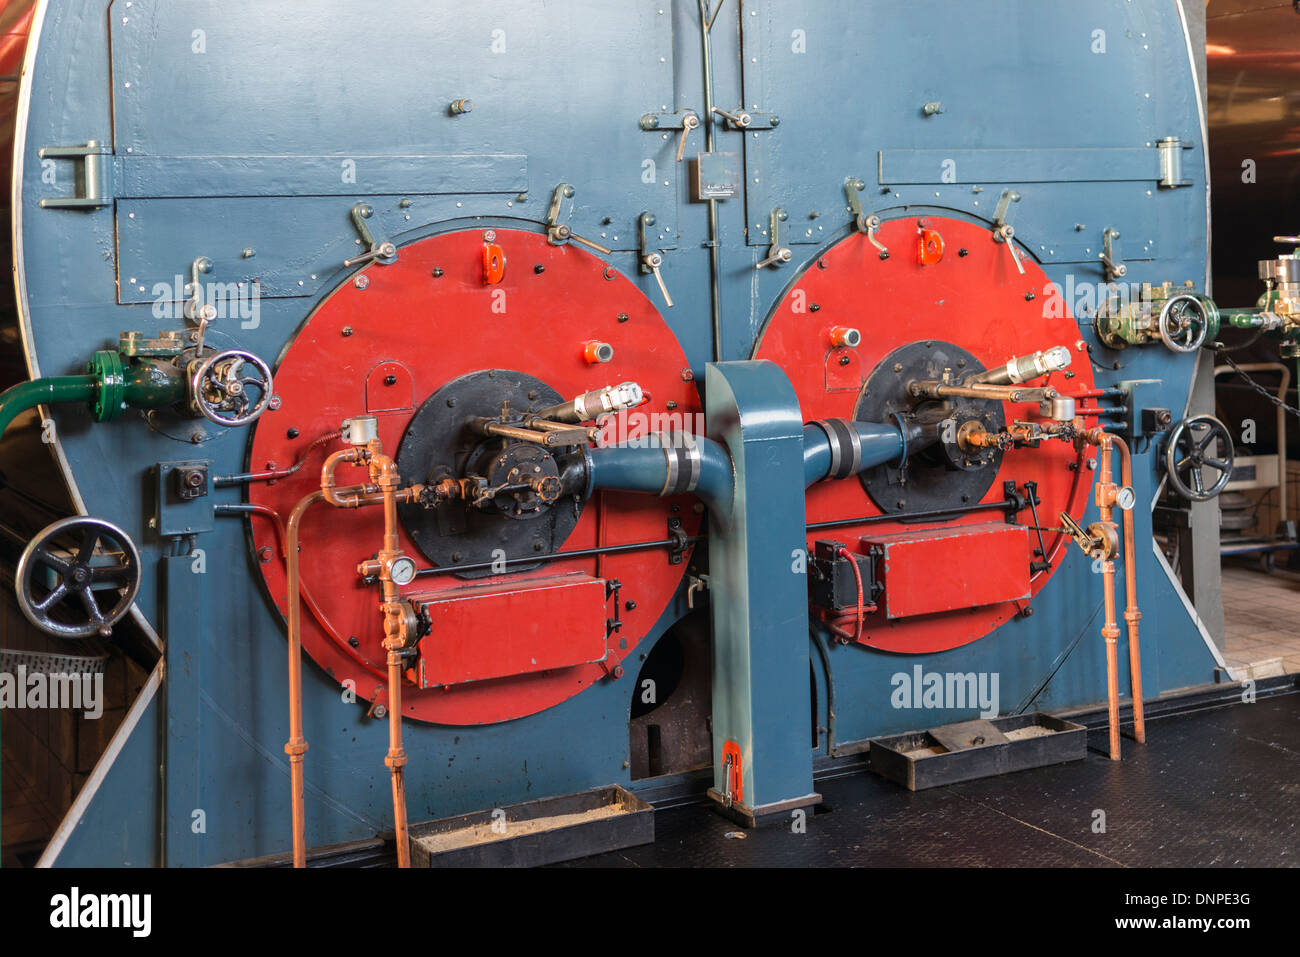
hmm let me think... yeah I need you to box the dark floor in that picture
[563,690,1300,867]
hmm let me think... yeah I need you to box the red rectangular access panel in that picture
[411,573,609,688]
[861,522,1031,619]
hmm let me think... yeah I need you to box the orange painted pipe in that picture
[285,490,325,868]
[1094,432,1122,760]
[1110,435,1145,744]
[326,441,414,868]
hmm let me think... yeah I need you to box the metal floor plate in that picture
[562,691,1300,867]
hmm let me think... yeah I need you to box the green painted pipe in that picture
[0,375,98,438]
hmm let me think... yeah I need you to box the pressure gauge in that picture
[389,556,418,586]
[1116,486,1136,511]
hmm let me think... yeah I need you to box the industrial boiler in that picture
[0,0,1244,867]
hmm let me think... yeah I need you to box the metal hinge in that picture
[1156,136,1193,189]
[38,141,112,209]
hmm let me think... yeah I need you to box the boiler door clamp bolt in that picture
[638,211,674,308]
[343,203,398,268]
[756,207,793,269]
[711,105,753,131]
[845,178,888,258]
[1100,227,1126,281]
[991,190,1025,275]
[639,109,701,163]
[183,257,217,354]
[544,183,612,254]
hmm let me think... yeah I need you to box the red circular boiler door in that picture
[753,215,1096,653]
[247,228,701,724]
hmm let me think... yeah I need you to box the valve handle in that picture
[191,349,275,428]
[15,517,141,639]
[1164,414,1234,501]
[1157,294,1210,353]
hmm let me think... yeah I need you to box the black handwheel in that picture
[1164,414,1234,501]
[15,517,141,638]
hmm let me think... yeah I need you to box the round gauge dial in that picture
[389,556,418,586]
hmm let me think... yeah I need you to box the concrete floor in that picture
[1221,561,1300,677]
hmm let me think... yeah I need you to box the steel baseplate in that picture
[705,788,823,829]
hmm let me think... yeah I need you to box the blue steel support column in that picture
[703,360,819,826]
[162,553,203,866]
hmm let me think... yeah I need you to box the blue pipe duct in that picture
[588,418,909,515]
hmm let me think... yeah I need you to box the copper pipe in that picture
[285,436,426,869]
[238,501,390,680]
[1110,435,1145,744]
[321,447,368,506]
[330,440,413,868]
[285,490,325,868]
[1094,432,1122,760]
[285,478,395,868]
[385,648,410,868]
[1100,553,1122,760]
[372,444,411,868]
